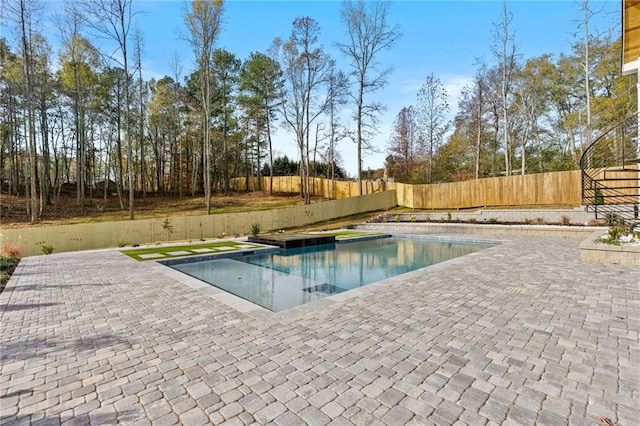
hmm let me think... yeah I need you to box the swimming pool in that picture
[170,237,496,312]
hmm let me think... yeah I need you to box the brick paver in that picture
[1,233,638,425]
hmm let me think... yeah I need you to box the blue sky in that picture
[39,0,620,176]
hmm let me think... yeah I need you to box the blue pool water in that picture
[170,237,496,312]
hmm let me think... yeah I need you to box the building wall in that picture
[623,0,640,73]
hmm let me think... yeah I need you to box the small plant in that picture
[604,212,622,226]
[410,216,417,222]
[439,216,446,223]
[561,215,570,225]
[534,217,545,225]
[595,227,625,246]
[161,218,174,241]
[468,218,477,223]
[487,218,498,224]
[217,232,226,239]
[594,188,604,205]
[345,223,356,229]
[40,244,54,255]
[394,215,400,222]
[524,218,533,225]
[250,223,261,237]
[447,212,452,221]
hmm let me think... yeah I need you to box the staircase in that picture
[580,113,640,231]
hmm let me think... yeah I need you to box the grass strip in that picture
[122,241,262,261]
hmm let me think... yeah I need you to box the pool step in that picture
[248,234,336,249]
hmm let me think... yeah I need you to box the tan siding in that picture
[623,1,640,65]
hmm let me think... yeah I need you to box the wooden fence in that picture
[233,170,584,209]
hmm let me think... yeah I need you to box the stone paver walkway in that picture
[1,234,638,425]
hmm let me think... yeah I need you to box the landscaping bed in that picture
[0,256,20,294]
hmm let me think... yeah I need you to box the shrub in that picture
[41,244,54,255]
[561,215,570,225]
[394,215,400,222]
[487,218,498,224]
[0,255,20,294]
[0,243,24,258]
[535,217,545,225]
[250,223,261,237]
[410,216,417,222]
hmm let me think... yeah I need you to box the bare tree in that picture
[388,106,419,183]
[183,0,224,214]
[416,73,450,183]
[325,60,349,197]
[57,3,98,211]
[338,0,400,195]
[276,17,331,205]
[5,0,43,222]
[492,0,519,176]
[83,0,138,219]
[134,27,146,198]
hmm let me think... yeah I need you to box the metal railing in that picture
[580,113,640,227]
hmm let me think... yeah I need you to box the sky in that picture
[29,0,621,177]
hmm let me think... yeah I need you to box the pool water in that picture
[170,237,496,312]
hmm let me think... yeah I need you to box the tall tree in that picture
[276,17,331,204]
[324,61,349,196]
[0,39,22,197]
[416,73,450,183]
[6,0,43,222]
[387,106,419,183]
[133,27,147,198]
[513,55,553,174]
[84,0,138,219]
[492,0,518,176]
[183,0,224,214]
[338,0,400,194]
[211,48,240,193]
[239,51,283,194]
[58,21,100,210]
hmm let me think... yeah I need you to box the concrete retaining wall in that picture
[1,191,397,256]
[380,207,597,226]
[357,222,601,239]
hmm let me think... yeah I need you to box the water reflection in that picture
[172,238,495,312]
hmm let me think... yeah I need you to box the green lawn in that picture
[121,241,264,261]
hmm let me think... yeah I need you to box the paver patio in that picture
[1,233,638,425]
